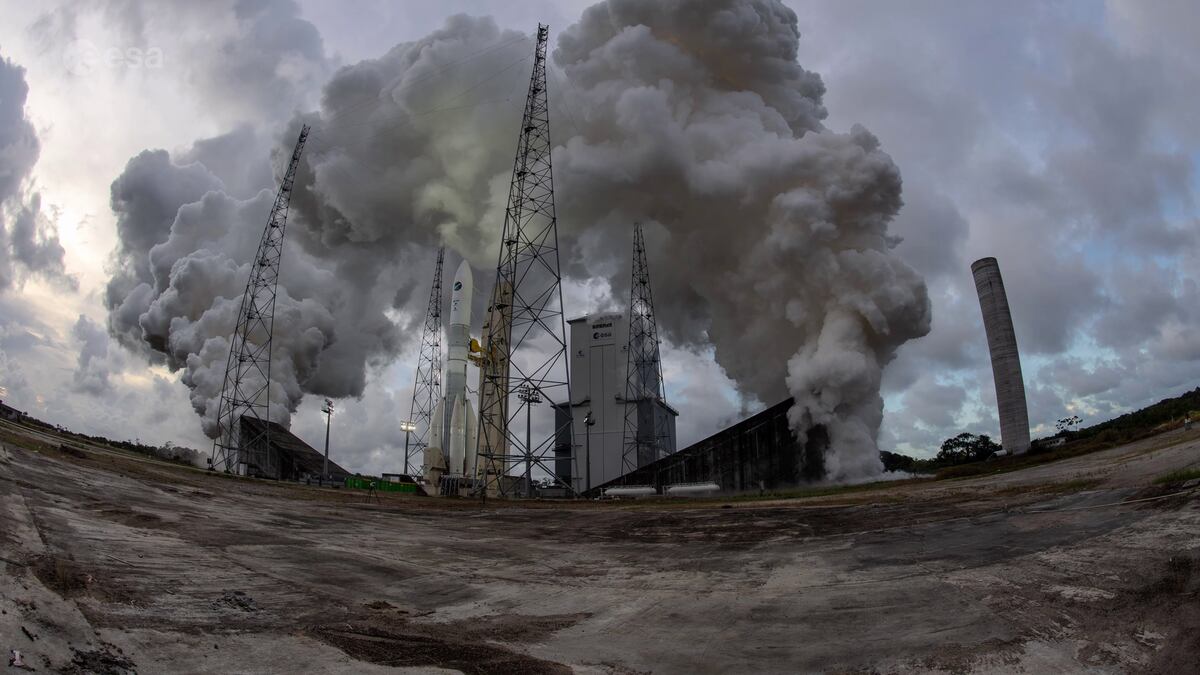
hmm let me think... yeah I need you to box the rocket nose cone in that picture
[454,259,472,289]
[450,258,474,327]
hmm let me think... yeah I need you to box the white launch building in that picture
[558,312,678,491]
[425,259,478,478]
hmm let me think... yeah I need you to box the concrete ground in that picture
[2,419,1199,674]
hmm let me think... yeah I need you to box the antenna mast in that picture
[210,125,310,476]
[622,223,668,475]
[475,24,575,497]
[407,247,445,474]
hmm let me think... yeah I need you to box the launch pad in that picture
[4,418,1198,672]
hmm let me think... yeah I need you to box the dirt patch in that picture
[1079,554,1200,671]
[92,505,169,530]
[212,590,260,612]
[993,478,1104,497]
[311,612,587,673]
[1135,554,1198,600]
[63,644,136,674]
[29,555,144,607]
[57,444,88,460]
[362,600,416,616]
[31,555,92,597]
[564,498,989,546]
[314,624,571,674]
[901,637,1027,674]
[444,612,591,644]
[1127,483,1196,511]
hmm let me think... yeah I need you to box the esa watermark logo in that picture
[63,39,164,76]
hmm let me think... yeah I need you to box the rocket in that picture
[429,259,477,476]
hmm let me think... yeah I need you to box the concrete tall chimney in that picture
[971,257,1031,454]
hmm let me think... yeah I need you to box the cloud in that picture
[96,2,932,483]
[0,51,72,291]
[789,0,1198,455]
[30,0,332,126]
[5,0,1181,478]
[71,313,115,395]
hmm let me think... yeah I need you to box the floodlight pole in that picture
[322,399,334,483]
[401,420,416,475]
[584,410,595,496]
[518,386,541,497]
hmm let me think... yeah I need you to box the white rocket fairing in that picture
[428,259,477,476]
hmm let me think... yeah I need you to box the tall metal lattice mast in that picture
[407,247,445,472]
[475,24,574,497]
[211,125,310,475]
[621,223,668,475]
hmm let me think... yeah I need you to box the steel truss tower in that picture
[407,247,445,472]
[475,24,575,497]
[621,223,669,475]
[211,125,311,475]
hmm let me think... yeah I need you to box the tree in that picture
[1055,415,1082,434]
[880,450,916,473]
[936,433,1002,466]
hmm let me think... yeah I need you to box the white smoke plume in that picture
[550,1,930,480]
[102,0,929,480]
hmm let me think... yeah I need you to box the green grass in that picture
[993,477,1103,497]
[1153,467,1200,485]
[933,426,1200,482]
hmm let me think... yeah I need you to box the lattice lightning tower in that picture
[621,223,668,475]
[474,24,575,497]
[407,247,445,471]
[211,125,310,475]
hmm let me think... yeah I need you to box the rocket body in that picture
[443,260,474,475]
[419,258,477,480]
[446,260,472,408]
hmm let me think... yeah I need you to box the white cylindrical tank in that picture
[664,482,720,496]
[604,486,657,498]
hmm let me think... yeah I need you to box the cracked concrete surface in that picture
[1,420,1198,673]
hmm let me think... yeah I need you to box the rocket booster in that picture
[446,259,472,403]
[430,259,476,476]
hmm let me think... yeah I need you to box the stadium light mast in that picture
[322,398,334,482]
[400,420,417,474]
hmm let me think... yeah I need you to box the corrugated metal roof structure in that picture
[239,416,351,481]
[587,398,827,496]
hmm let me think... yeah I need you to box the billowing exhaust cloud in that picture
[550,0,931,479]
[104,137,408,437]
[103,0,929,480]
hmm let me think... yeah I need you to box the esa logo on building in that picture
[592,320,613,341]
[454,281,462,291]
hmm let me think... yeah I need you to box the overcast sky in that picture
[0,0,1195,476]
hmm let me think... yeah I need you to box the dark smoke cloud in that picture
[102,1,929,479]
